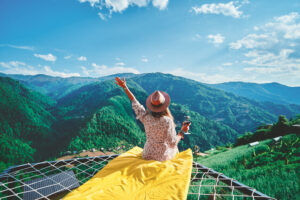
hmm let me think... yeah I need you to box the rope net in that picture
[0,155,274,200]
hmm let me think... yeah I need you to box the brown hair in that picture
[147,107,174,121]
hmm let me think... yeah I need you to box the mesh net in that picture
[0,154,274,200]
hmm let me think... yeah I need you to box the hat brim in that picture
[146,91,171,113]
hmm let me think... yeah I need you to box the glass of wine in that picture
[183,116,191,135]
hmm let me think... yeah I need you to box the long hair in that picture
[147,107,174,121]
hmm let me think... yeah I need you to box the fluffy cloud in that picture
[34,53,57,62]
[230,33,278,49]
[0,61,79,77]
[77,56,87,61]
[207,34,225,44]
[78,0,169,19]
[82,62,139,77]
[229,12,300,85]
[152,0,168,10]
[264,12,300,39]
[191,1,243,18]
[79,0,99,7]
[230,12,300,50]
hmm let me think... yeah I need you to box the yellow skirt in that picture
[63,146,193,200]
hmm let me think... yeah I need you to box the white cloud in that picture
[229,12,300,85]
[222,62,233,66]
[166,67,299,85]
[0,44,34,51]
[243,49,300,69]
[64,55,72,59]
[79,0,99,7]
[241,49,300,85]
[115,62,125,66]
[230,33,278,49]
[152,0,168,10]
[274,12,299,24]
[0,61,80,77]
[167,68,245,84]
[82,62,139,77]
[207,34,225,44]
[78,0,169,18]
[265,12,300,39]
[34,53,57,62]
[0,61,26,68]
[191,1,243,18]
[77,56,87,61]
[105,0,130,13]
[231,12,300,50]
[141,57,148,62]
[44,66,80,77]
[98,12,107,20]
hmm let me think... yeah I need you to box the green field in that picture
[194,134,300,200]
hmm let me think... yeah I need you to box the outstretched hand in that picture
[115,77,127,89]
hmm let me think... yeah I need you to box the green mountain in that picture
[0,73,137,99]
[1,73,299,199]
[131,73,300,133]
[210,81,300,105]
[1,72,300,172]
[55,79,239,152]
[0,77,56,169]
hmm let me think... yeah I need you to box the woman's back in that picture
[132,98,179,161]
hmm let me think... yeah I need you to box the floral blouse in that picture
[131,98,179,161]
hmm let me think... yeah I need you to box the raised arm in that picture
[115,77,147,122]
[115,77,135,101]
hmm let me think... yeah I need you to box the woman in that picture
[64,77,193,200]
[115,77,190,161]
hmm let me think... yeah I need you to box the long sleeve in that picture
[131,98,147,123]
[165,118,178,148]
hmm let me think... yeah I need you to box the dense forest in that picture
[0,72,299,175]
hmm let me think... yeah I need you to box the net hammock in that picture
[0,154,275,200]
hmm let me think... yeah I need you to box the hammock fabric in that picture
[63,146,193,200]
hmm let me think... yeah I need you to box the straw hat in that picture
[146,90,171,112]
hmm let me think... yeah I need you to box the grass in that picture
[194,134,300,200]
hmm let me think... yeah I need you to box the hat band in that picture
[151,102,164,107]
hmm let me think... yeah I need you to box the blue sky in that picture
[0,0,300,86]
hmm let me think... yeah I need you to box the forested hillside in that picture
[55,79,239,153]
[210,82,300,105]
[195,115,300,200]
[1,72,299,172]
[0,77,56,170]
[131,73,300,133]
[0,73,137,99]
